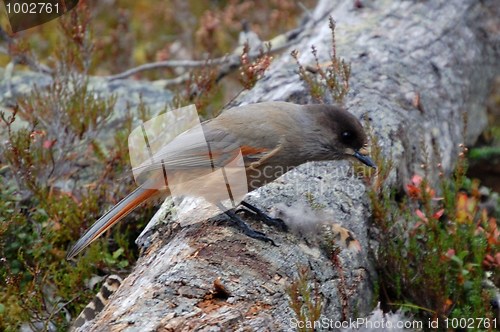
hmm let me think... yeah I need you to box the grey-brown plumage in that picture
[67,102,375,259]
[71,275,122,330]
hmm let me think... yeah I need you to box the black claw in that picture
[240,201,288,232]
[241,228,277,246]
[218,203,278,246]
[234,208,251,215]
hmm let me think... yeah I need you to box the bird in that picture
[66,101,375,259]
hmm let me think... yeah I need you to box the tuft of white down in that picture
[269,201,361,252]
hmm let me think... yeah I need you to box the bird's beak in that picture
[350,146,377,168]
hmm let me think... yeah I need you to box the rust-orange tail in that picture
[67,186,159,259]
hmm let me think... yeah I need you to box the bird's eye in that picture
[341,130,354,142]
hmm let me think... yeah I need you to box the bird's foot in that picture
[222,208,277,246]
[237,201,288,231]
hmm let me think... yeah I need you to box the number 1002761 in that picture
[444,317,497,329]
[5,2,60,14]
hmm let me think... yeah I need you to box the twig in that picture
[149,39,301,89]
[107,27,305,83]
[0,26,52,74]
[107,56,233,81]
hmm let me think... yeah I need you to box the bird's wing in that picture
[67,121,275,259]
[131,123,270,177]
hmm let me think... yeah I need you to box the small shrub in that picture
[291,17,351,104]
[287,266,323,332]
[370,142,499,327]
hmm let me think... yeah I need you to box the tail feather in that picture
[67,186,159,259]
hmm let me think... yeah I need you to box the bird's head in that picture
[308,104,376,168]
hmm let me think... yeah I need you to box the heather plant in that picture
[369,139,499,327]
[291,17,351,104]
[0,5,147,330]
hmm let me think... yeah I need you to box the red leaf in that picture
[415,209,428,223]
[433,209,445,219]
[43,139,56,149]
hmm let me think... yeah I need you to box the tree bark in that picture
[80,0,500,331]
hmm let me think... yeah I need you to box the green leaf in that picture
[112,248,124,259]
